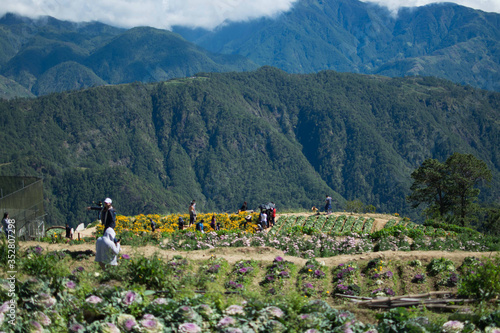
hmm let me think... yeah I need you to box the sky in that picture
[1,0,499,30]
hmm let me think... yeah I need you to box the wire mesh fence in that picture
[0,176,45,240]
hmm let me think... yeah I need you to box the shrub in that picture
[376,307,440,333]
[458,254,500,300]
[459,257,483,274]
[427,258,455,276]
[370,225,407,240]
[126,254,180,293]
[20,248,70,279]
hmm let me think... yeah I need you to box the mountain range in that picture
[0,13,257,99]
[174,0,500,92]
[0,68,498,225]
[1,0,500,98]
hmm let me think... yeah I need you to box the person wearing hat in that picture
[178,216,184,230]
[240,214,252,230]
[87,197,117,233]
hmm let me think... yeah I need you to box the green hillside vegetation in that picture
[0,68,498,228]
[33,61,106,95]
[0,74,33,99]
[85,27,257,84]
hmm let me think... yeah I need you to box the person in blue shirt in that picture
[196,219,205,233]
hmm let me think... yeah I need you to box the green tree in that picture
[407,158,450,218]
[364,204,376,213]
[478,204,500,236]
[445,153,492,225]
[345,199,364,213]
[407,153,492,226]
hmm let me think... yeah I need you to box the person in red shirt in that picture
[270,203,276,227]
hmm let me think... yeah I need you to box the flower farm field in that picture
[2,212,500,332]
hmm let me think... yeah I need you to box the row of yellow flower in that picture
[95,211,260,235]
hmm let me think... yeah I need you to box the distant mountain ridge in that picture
[173,0,500,92]
[0,13,258,98]
[1,0,500,98]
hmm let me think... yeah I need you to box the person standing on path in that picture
[260,209,268,229]
[87,197,116,234]
[65,223,73,239]
[270,203,276,227]
[189,200,197,227]
[325,195,332,215]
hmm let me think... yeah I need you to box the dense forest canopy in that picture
[0,67,498,227]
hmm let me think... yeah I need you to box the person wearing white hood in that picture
[95,227,121,269]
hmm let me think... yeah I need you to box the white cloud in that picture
[0,0,299,30]
[0,0,499,31]
[362,0,500,14]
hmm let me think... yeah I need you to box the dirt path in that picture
[33,212,496,266]
[19,240,498,267]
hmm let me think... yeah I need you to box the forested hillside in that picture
[0,68,498,226]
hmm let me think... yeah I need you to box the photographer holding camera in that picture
[87,197,116,234]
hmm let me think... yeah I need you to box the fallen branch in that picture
[345,291,478,309]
